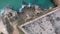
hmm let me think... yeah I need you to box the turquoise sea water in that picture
[0,0,55,15]
[0,0,22,10]
[0,0,55,10]
[0,0,55,34]
[23,0,55,9]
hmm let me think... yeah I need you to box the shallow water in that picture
[0,0,55,10]
[0,0,56,34]
[0,0,22,10]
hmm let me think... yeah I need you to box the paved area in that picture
[20,16,56,34]
[20,8,60,34]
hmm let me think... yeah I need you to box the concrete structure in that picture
[19,8,60,34]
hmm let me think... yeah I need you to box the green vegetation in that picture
[0,0,56,34]
[5,18,13,34]
[17,27,25,34]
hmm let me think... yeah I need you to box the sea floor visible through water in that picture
[0,0,56,10]
[0,0,56,34]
